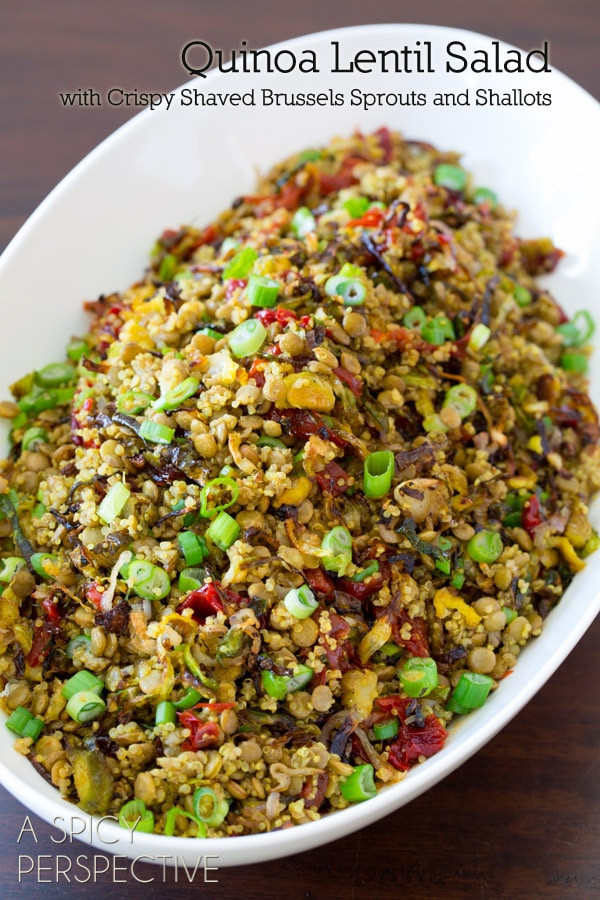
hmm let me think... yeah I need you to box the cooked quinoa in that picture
[0,128,598,836]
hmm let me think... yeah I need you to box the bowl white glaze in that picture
[0,23,599,868]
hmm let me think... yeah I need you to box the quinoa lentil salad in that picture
[0,127,598,837]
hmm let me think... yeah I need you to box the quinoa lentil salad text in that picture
[0,128,598,836]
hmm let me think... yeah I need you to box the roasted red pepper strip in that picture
[27,622,59,668]
[85,583,104,609]
[333,366,363,397]
[315,461,351,496]
[255,307,298,327]
[177,583,224,623]
[387,715,449,771]
[177,715,221,752]
[41,597,62,626]
[303,567,335,598]
[346,207,385,229]
[522,495,542,535]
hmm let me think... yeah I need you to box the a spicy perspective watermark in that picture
[16,815,218,884]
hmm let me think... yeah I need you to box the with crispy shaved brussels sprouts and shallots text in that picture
[0,129,598,837]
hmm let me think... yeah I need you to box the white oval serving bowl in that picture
[0,23,599,868]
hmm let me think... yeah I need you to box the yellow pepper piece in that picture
[549,537,585,573]
[275,476,312,508]
[358,617,392,665]
[284,373,335,411]
[527,435,543,454]
[507,475,537,490]
[433,588,481,627]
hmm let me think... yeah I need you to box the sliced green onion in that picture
[207,511,240,550]
[193,787,230,827]
[433,164,467,192]
[223,247,258,280]
[423,413,448,434]
[435,558,451,575]
[340,764,377,803]
[173,687,203,710]
[451,672,494,709]
[178,567,208,592]
[31,552,59,581]
[159,253,178,281]
[502,607,518,624]
[403,307,427,329]
[443,384,478,419]
[351,561,380,582]
[400,657,439,698]
[31,502,46,519]
[198,327,224,341]
[34,362,75,388]
[261,670,288,700]
[155,701,176,726]
[163,805,207,838]
[557,310,595,347]
[5,706,44,740]
[378,642,402,659]
[513,285,532,307]
[125,560,171,600]
[21,427,48,451]
[503,511,522,528]
[0,556,25,583]
[61,670,104,700]
[339,263,365,279]
[256,436,287,449]
[283,585,318,619]
[364,450,395,499]
[298,148,321,163]
[229,319,267,358]
[467,530,503,564]
[18,386,75,414]
[178,532,209,566]
[324,274,347,297]
[152,377,199,412]
[468,323,491,352]
[446,697,471,715]
[321,526,353,576]
[117,391,153,414]
[139,420,175,444]
[473,187,497,208]
[290,206,316,238]
[451,571,465,590]
[561,351,588,374]
[338,279,366,307]
[344,196,370,218]
[220,237,240,256]
[66,689,106,723]
[421,321,447,345]
[247,273,280,309]
[66,339,88,362]
[200,476,239,518]
[118,799,155,834]
[65,635,92,659]
[373,718,399,741]
[97,482,130,524]
[285,664,314,692]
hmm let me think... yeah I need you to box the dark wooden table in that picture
[1,2,598,897]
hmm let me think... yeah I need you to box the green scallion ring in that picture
[66,690,106,723]
[5,706,44,740]
[207,510,240,551]
[283,585,318,619]
[400,657,439,698]
[343,196,370,218]
[443,383,478,419]
[450,672,494,709]
[61,670,104,700]
[118,799,155,834]
[290,206,316,238]
[433,163,467,192]
[152,377,200,412]
[124,560,171,600]
[473,187,497,209]
[373,718,399,741]
[116,391,153,415]
[340,764,377,803]
[155,701,177,726]
[200,476,239,518]
[34,362,75,389]
[21,427,48,451]
[178,567,208,593]
[229,319,267,359]
[321,526,353,576]
[192,787,230,827]
[31,552,60,581]
[0,556,25,583]
[97,481,130,525]
[177,531,209,566]
[246,273,280,309]
[363,450,395,499]
[222,246,258,280]
[139,420,175,444]
[403,307,427,329]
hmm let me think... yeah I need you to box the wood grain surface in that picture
[0,2,598,897]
